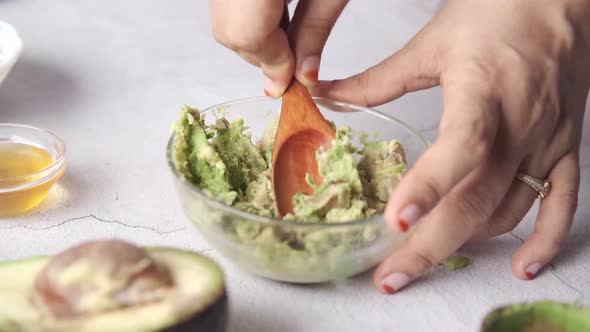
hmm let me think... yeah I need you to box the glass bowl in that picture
[0,124,66,217]
[166,96,429,283]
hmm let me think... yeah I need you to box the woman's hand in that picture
[314,0,590,294]
[209,0,348,96]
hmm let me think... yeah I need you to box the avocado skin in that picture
[163,294,227,332]
[481,301,590,332]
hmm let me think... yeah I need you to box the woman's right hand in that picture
[209,0,349,97]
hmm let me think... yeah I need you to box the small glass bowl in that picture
[166,97,429,283]
[0,124,66,217]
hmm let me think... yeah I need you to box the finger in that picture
[375,160,517,294]
[311,43,439,107]
[209,0,294,97]
[258,28,295,97]
[289,0,349,86]
[511,151,579,280]
[471,178,536,241]
[237,51,261,67]
[385,74,500,232]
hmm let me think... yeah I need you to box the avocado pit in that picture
[33,239,174,318]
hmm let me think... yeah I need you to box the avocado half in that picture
[481,301,590,332]
[0,247,227,332]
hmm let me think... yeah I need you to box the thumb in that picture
[312,45,440,107]
[289,0,349,86]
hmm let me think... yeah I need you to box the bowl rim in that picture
[166,95,430,227]
[0,123,67,193]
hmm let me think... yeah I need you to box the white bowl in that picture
[0,21,23,86]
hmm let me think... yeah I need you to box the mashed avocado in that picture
[171,106,407,277]
[172,106,406,221]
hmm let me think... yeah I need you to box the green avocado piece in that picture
[256,117,279,166]
[233,169,278,218]
[358,139,406,207]
[481,301,590,332]
[0,246,226,332]
[316,127,363,194]
[0,314,19,332]
[211,117,267,193]
[290,127,369,222]
[292,182,353,222]
[172,106,237,205]
[440,255,470,271]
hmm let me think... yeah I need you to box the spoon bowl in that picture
[272,80,335,216]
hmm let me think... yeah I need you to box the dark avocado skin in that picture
[481,301,590,332]
[162,294,227,332]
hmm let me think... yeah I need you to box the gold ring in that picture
[515,172,551,199]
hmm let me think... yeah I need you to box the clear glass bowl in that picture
[0,124,66,217]
[166,97,429,283]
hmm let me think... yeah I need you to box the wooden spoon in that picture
[272,7,336,216]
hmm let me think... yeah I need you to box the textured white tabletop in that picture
[1,1,589,331]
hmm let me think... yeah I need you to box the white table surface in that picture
[1,1,589,331]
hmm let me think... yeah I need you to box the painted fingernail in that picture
[382,273,410,294]
[525,263,543,280]
[301,56,320,84]
[264,75,286,97]
[398,204,423,232]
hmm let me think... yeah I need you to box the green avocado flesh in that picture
[172,105,407,222]
[0,248,225,332]
[440,255,470,271]
[482,301,590,332]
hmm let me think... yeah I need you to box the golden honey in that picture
[0,142,61,217]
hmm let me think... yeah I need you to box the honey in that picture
[0,142,61,217]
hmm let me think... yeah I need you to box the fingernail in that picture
[525,263,543,280]
[381,273,410,294]
[398,204,423,232]
[301,56,320,84]
[264,75,286,97]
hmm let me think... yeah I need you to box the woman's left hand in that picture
[314,0,590,294]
